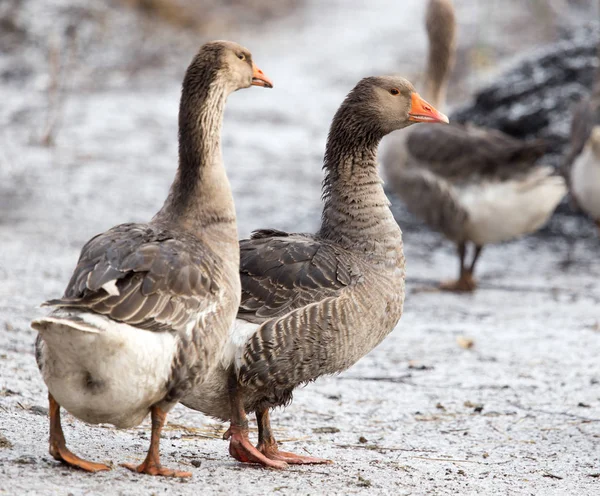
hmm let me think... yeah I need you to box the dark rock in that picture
[452,23,600,171]
[312,426,340,434]
[0,433,13,449]
[28,405,48,416]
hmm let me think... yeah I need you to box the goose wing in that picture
[45,223,223,333]
[237,229,361,324]
[235,229,366,392]
[406,123,546,182]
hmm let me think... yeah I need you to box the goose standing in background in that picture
[563,43,600,233]
[383,0,567,292]
[31,41,272,477]
[183,76,448,468]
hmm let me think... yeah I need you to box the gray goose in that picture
[182,76,448,468]
[31,41,272,477]
[563,42,600,233]
[383,0,567,292]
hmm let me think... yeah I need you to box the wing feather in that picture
[45,223,223,334]
[237,232,359,325]
[406,123,546,182]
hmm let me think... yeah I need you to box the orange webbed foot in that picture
[121,461,191,478]
[50,443,111,473]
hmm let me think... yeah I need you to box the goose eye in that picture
[390,88,400,96]
[237,53,245,61]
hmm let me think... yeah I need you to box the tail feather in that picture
[31,309,104,334]
[516,166,566,193]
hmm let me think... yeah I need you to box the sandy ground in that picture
[1,0,600,494]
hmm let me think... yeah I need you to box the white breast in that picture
[457,167,566,246]
[220,318,260,370]
[571,145,600,221]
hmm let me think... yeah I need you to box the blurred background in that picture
[1,0,599,242]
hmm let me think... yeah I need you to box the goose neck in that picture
[319,128,403,264]
[153,78,237,248]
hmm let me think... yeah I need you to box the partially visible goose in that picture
[182,76,448,468]
[383,0,567,291]
[31,41,273,477]
[563,44,600,233]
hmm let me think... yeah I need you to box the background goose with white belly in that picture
[383,0,567,292]
[31,41,273,477]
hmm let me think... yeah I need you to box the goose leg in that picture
[121,406,191,477]
[440,242,476,292]
[468,245,484,276]
[223,375,287,469]
[48,393,111,473]
[256,409,332,465]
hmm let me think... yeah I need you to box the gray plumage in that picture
[562,42,600,180]
[391,124,547,242]
[32,40,263,431]
[563,41,600,225]
[183,76,425,420]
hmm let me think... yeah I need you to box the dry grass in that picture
[116,0,302,32]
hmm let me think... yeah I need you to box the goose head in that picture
[217,40,273,90]
[184,40,273,97]
[338,76,448,138]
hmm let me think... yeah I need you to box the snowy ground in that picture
[1,0,599,494]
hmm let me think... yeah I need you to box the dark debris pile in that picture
[452,23,600,170]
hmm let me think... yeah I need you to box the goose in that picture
[182,76,448,468]
[31,40,273,477]
[563,45,600,233]
[383,0,567,292]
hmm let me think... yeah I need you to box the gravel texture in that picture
[1,0,599,494]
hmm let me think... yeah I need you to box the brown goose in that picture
[563,43,600,232]
[383,0,567,292]
[30,41,272,477]
[182,76,448,468]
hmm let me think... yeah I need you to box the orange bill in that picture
[408,92,449,124]
[252,63,273,88]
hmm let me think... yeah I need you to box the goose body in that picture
[185,229,405,421]
[564,46,600,230]
[31,41,273,476]
[183,76,448,468]
[34,223,235,429]
[383,0,566,291]
[386,124,566,247]
[570,128,600,225]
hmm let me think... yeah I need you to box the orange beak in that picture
[252,63,273,88]
[408,92,449,124]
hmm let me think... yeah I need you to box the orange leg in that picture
[440,243,481,293]
[439,271,477,292]
[224,374,287,469]
[48,393,111,473]
[256,409,332,465]
[121,406,191,478]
